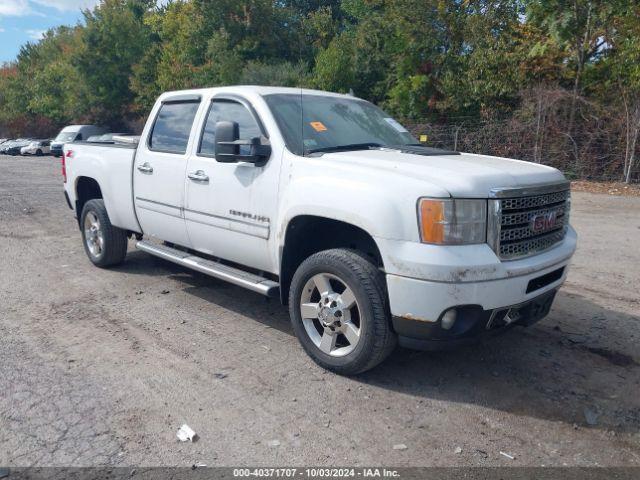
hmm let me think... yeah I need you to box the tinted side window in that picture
[150,101,200,154]
[199,101,261,156]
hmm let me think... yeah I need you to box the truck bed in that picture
[65,141,141,233]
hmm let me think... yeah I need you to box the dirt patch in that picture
[571,180,640,196]
[1,155,640,467]
[0,232,35,239]
[586,347,638,367]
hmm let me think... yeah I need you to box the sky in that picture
[0,0,101,63]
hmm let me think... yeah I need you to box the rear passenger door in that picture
[133,96,202,247]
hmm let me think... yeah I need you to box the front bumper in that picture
[392,287,558,350]
[380,227,576,349]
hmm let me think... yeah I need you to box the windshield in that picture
[55,132,77,142]
[263,94,417,156]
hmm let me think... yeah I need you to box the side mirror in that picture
[214,121,239,161]
[214,120,271,165]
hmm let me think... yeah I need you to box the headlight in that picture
[418,198,487,244]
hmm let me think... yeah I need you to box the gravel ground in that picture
[0,154,639,467]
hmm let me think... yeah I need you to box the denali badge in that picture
[530,211,558,233]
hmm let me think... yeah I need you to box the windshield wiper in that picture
[305,142,382,155]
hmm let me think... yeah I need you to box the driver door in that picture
[184,97,273,271]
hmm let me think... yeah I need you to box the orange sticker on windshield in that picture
[310,121,327,132]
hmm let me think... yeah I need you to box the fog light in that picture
[441,309,457,330]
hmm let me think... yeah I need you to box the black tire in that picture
[36,149,42,156]
[289,248,396,375]
[80,199,128,267]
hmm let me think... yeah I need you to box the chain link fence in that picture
[405,89,639,183]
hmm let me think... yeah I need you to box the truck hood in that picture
[316,149,566,198]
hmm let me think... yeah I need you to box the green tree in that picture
[0,25,87,131]
[527,0,616,131]
[240,60,310,86]
[75,0,154,126]
[591,1,640,182]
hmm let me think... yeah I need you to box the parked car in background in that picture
[51,125,106,157]
[3,139,32,155]
[87,132,132,143]
[21,139,51,156]
[0,140,13,153]
[0,139,22,154]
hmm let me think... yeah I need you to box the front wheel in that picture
[289,249,396,375]
[80,199,128,267]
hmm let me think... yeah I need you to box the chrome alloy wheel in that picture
[84,211,104,258]
[300,273,362,357]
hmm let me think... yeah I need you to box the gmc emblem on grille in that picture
[530,211,558,233]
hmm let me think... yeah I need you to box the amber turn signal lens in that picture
[419,199,446,243]
[418,198,487,244]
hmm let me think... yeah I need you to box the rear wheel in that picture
[80,199,128,267]
[36,149,43,156]
[289,249,396,375]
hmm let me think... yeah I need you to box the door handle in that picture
[137,162,153,173]
[188,170,209,182]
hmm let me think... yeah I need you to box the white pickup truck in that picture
[62,86,577,374]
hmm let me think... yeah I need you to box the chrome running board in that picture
[136,240,279,298]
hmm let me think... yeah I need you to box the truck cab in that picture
[62,86,577,374]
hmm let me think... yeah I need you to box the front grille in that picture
[500,190,568,210]
[489,185,570,260]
